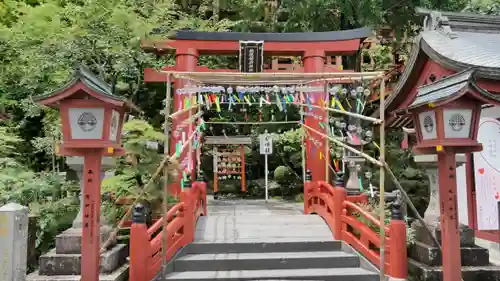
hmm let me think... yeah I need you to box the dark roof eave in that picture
[33,66,140,112]
[171,27,373,42]
[415,7,500,26]
[395,79,500,114]
[420,39,500,80]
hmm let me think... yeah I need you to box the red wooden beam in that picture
[143,39,362,56]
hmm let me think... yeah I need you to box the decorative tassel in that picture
[228,95,234,111]
[244,95,251,106]
[276,94,283,111]
[215,96,221,112]
[358,177,364,192]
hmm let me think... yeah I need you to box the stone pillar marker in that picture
[0,203,29,281]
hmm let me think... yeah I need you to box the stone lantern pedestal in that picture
[408,154,494,281]
[55,156,116,254]
[28,157,129,281]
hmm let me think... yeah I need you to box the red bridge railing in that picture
[304,179,407,279]
[129,181,207,281]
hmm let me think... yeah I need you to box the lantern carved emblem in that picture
[423,116,434,133]
[449,113,466,132]
[78,112,98,132]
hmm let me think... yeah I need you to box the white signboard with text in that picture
[259,133,273,155]
[474,117,500,230]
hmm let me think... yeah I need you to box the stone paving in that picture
[195,196,334,243]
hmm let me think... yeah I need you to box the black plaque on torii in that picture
[239,41,264,73]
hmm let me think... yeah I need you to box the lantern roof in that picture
[34,65,140,112]
[395,68,500,115]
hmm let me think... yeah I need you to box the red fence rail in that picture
[304,180,407,279]
[129,181,207,281]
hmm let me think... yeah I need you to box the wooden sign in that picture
[259,133,273,155]
[239,41,264,73]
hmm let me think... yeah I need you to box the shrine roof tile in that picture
[408,68,475,109]
[421,30,500,78]
[171,27,373,42]
[34,65,139,111]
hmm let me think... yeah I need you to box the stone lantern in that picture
[395,68,500,281]
[33,65,138,281]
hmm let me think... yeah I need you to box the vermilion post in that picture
[303,170,313,214]
[194,180,208,215]
[180,191,194,245]
[388,203,407,279]
[332,187,347,240]
[170,48,199,197]
[81,153,102,281]
[129,204,149,281]
[303,49,326,182]
[438,152,462,281]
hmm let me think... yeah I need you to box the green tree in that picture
[0,0,233,170]
[463,0,500,14]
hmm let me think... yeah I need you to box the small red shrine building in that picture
[380,8,500,248]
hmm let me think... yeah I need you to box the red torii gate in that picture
[142,28,372,195]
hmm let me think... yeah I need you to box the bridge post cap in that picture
[305,170,312,181]
[391,200,404,220]
[334,172,345,187]
[184,174,192,188]
[132,203,147,224]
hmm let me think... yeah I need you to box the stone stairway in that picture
[162,198,378,281]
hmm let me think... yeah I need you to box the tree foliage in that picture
[463,0,500,14]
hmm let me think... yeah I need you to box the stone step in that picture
[412,222,475,247]
[409,258,500,281]
[174,251,360,271]
[409,240,490,267]
[183,239,341,254]
[164,267,378,281]
[26,263,129,281]
[39,244,127,275]
[55,226,115,254]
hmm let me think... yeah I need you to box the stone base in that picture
[409,258,500,281]
[56,226,115,254]
[27,263,129,281]
[410,240,489,267]
[412,220,475,247]
[39,244,127,275]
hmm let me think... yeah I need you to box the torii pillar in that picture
[303,49,328,182]
[170,47,199,196]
